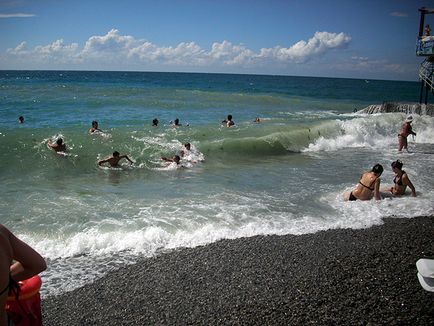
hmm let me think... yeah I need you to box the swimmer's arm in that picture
[403,174,417,197]
[47,140,55,148]
[161,157,172,162]
[4,226,46,281]
[121,155,133,164]
[98,158,109,166]
[374,178,382,200]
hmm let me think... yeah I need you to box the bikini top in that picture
[359,175,378,191]
[393,171,406,186]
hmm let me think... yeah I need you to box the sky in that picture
[0,0,432,81]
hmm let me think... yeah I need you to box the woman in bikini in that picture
[0,224,46,325]
[381,160,417,197]
[344,163,383,201]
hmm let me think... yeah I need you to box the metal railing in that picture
[419,59,434,92]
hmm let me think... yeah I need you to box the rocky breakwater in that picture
[359,102,434,116]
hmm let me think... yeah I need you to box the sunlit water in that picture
[1,71,433,297]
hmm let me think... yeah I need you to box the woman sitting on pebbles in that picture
[344,164,383,201]
[381,160,417,197]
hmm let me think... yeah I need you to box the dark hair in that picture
[92,121,98,127]
[174,155,181,163]
[184,142,191,149]
[113,151,120,157]
[371,163,383,175]
[56,138,63,145]
[19,116,24,121]
[391,160,403,170]
[227,114,233,120]
[152,118,159,126]
[174,118,180,125]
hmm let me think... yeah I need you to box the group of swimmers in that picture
[42,119,202,168]
[344,115,418,201]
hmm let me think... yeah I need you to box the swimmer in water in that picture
[89,121,103,134]
[98,151,133,167]
[161,155,181,165]
[48,138,66,152]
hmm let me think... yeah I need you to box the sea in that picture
[1,70,433,297]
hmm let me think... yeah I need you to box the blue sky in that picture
[0,0,431,80]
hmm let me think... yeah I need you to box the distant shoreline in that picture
[42,216,434,325]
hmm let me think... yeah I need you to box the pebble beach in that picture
[42,216,434,325]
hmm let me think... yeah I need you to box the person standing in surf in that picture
[344,164,383,201]
[398,115,416,152]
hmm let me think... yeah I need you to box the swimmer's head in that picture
[391,160,403,170]
[56,138,63,145]
[18,116,24,123]
[371,164,383,176]
[173,155,181,164]
[174,118,180,125]
[92,121,98,127]
[152,118,159,126]
[113,151,120,157]
[227,114,233,121]
[184,143,191,150]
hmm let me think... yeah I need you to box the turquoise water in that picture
[1,71,433,297]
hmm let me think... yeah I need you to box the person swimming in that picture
[89,121,103,134]
[344,163,383,201]
[172,118,182,128]
[180,143,191,157]
[222,114,234,127]
[152,118,159,127]
[161,155,181,165]
[381,160,417,197]
[98,151,133,167]
[48,138,66,152]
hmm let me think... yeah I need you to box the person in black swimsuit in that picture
[0,224,46,324]
[345,163,383,201]
[381,160,417,197]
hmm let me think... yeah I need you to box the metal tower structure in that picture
[417,7,434,104]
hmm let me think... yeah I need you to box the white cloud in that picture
[7,41,27,54]
[0,13,35,18]
[4,29,351,70]
[270,32,351,63]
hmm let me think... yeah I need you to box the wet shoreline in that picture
[42,216,434,325]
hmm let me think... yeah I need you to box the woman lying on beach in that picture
[344,164,383,201]
[0,224,46,325]
[381,160,417,197]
